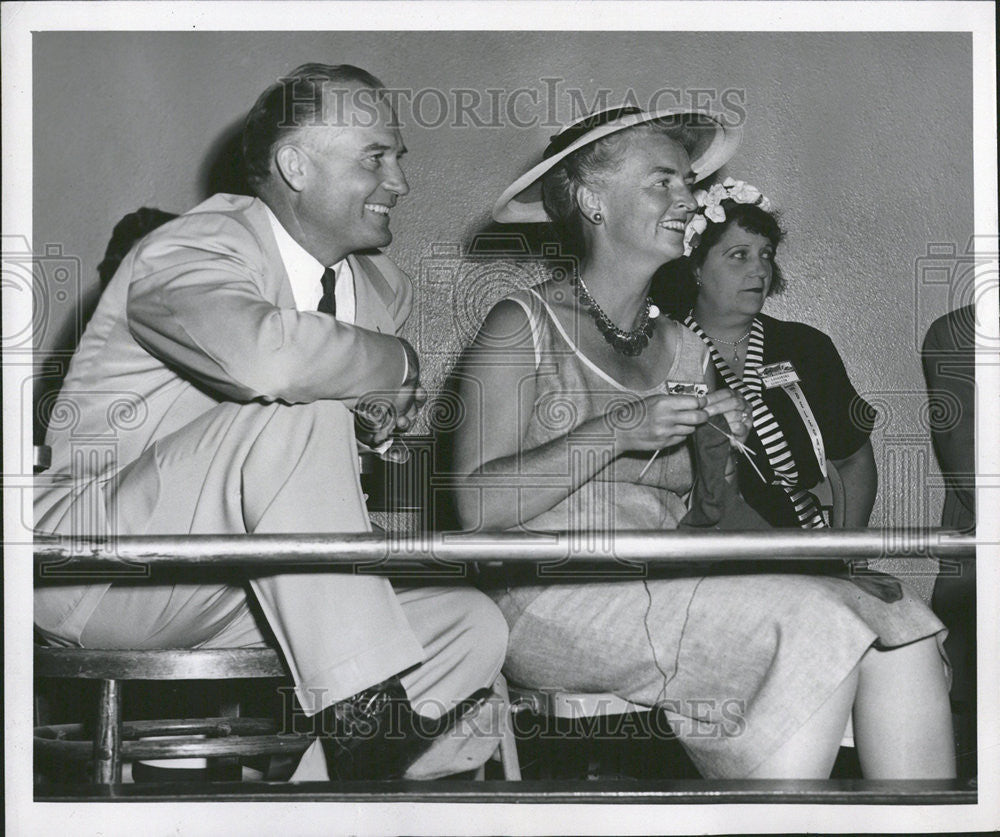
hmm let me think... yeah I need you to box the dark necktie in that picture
[318,266,337,316]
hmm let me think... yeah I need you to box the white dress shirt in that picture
[264,205,406,384]
[264,204,407,455]
[264,204,356,322]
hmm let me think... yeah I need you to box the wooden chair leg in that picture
[94,678,122,784]
[495,676,522,780]
[34,687,52,786]
[34,690,50,727]
[211,697,242,780]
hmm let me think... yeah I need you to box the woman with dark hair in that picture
[652,182,878,529]
[451,107,954,779]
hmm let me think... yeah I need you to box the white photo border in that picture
[3,2,997,835]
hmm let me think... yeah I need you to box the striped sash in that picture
[684,315,826,529]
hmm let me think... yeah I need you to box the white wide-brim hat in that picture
[492,105,742,224]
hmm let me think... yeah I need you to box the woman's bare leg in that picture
[748,635,954,779]
[853,636,956,778]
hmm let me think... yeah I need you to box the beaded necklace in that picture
[572,275,658,356]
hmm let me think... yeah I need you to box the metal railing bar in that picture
[33,528,975,569]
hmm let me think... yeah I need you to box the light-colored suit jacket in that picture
[36,192,413,535]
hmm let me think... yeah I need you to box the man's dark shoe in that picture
[316,675,490,781]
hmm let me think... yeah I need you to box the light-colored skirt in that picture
[491,573,946,778]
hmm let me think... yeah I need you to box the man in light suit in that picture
[34,64,507,780]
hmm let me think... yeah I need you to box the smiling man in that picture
[34,64,508,782]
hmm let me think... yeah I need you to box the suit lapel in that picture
[242,198,296,308]
[349,253,395,333]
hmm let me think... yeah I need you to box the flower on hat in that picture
[704,203,727,224]
[682,212,708,256]
[682,178,773,256]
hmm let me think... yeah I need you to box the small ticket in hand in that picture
[638,382,709,480]
[666,381,709,397]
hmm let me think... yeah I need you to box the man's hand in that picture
[353,338,427,446]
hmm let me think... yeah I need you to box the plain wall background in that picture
[32,32,975,577]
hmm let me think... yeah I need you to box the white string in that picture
[703,420,768,483]
[637,448,661,479]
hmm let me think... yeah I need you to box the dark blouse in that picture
[735,315,877,528]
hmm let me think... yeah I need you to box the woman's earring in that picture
[592,212,603,223]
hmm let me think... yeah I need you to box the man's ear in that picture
[576,185,604,225]
[274,144,309,192]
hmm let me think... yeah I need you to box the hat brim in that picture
[492,109,742,224]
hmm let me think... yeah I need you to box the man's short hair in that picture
[242,63,385,191]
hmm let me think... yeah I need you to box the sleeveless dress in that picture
[487,288,947,779]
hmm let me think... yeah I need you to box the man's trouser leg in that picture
[39,400,506,777]
[99,399,428,711]
[77,578,508,780]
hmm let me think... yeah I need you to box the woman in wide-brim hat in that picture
[450,105,954,779]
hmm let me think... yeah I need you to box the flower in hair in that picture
[683,178,773,256]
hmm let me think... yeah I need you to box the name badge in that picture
[666,381,708,397]
[757,361,826,478]
[759,360,800,389]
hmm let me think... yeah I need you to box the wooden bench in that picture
[34,647,308,784]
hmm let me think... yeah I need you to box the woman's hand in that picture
[608,393,709,453]
[703,387,751,444]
